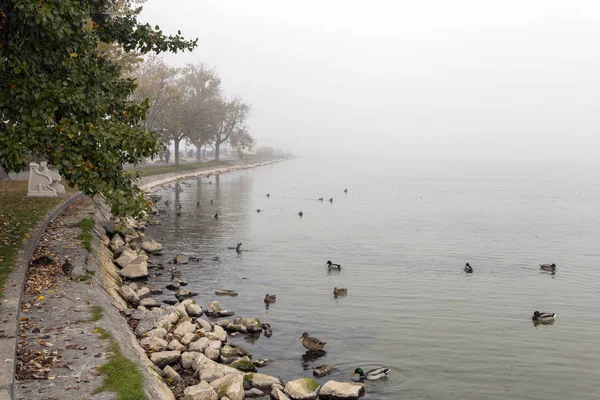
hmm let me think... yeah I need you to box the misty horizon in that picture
[141,0,600,161]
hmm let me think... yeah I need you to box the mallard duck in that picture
[235,242,242,253]
[352,367,390,380]
[264,294,277,303]
[464,263,473,273]
[540,263,556,272]
[196,201,200,207]
[326,260,341,269]
[266,193,270,197]
[300,332,326,351]
[532,311,556,322]
[256,209,261,213]
[298,211,303,217]
[329,198,333,203]
[214,213,219,219]
[344,189,348,193]
[333,287,347,296]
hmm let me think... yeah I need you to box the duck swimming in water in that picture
[329,198,333,203]
[266,193,270,197]
[352,367,390,380]
[333,287,348,296]
[298,211,303,217]
[326,260,341,269]
[256,209,261,213]
[344,189,348,193]
[532,311,556,322]
[235,242,242,253]
[318,197,323,201]
[264,294,276,303]
[300,332,326,351]
[214,213,219,219]
[540,263,557,272]
[464,263,473,273]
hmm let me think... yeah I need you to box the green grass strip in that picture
[135,160,225,177]
[93,327,148,400]
[76,216,94,252]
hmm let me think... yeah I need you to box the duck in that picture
[169,268,182,279]
[214,213,218,219]
[300,332,326,351]
[326,260,341,270]
[235,242,242,253]
[318,197,323,201]
[196,201,200,207]
[298,211,303,217]
[540,263,556,272]
[532,311,556,322]
[256,209,261,213]
[333,287,348,296]
[352,367,390,380]
[344,189,348,193]
[264,294,277,303]
[210,199,214,205]
[329,198,333,203]
[62,259,74,276]
[464,263,473,273]
[266,193,270,197]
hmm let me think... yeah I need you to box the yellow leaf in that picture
[37,295,45,301]
[69,52,78,58]
[48,376,56,380]
[92,328,99,333]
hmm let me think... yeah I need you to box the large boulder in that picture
[140,336,168,352]
[109,235,125,252]
[192,353,242,383]
[162,365,184,384]
[204,347,220,361]
[284,378,320,400]
[186,303,204,317]
[168,339,186,351]
[117,285,140,306]
[173,320,198,338]
[205,301,222,317]
[139,297,160,308]
[196,318,212,332]
[313,364,333,378]
[232,317,262,333]
[189,337,210,353]
[136,286,151,299]
[119,256,149,279]
[114,247,137,268]
[246,373,281,390]
[181,351,200,370]
[210,373,244,400]
[205,325,227,342]
[140,236,163,254]
[271,386,291,400]
[146,327,168,339]
[150,350,181,368]
[318,381,365,399]
[183,381,218,400]
[215,289,238,297]
[230,356,256,372]
[176,288,198,301]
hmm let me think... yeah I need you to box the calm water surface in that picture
[146,157,600,399]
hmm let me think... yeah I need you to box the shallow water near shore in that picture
[146,156,600,399]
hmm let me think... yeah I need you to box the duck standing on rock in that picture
[264,294,277,303]
[352,367,390,380]
[333,287,348,296]
[464,263,473,273]
[301,332,326,351]
[326,260,341,270]
[540,263,557,272]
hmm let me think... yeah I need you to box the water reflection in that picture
[301,350,327,369]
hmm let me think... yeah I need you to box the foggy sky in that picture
[140,1,600,160]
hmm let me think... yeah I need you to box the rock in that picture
[253,359,270,368]
[163,365,184,384]
[117,285,140,305]
[245,388,265,398]
[114,247,138,268]
[181,332,198,346]
[189,337,210,352]
[205,325,227,342]
[183,381,218,400]
[205,301,222,317]
[221,344,250,359]
[205,347,220,361]
[146,327,168,339]
[140,236,163,254]
[173,320,198,338]
[232,317,262,333]
[247,373,281,390]
[140,336,168,352]
[180,299,195,306]
[271,387,291,400]
[186,303,204,317]
[130,308,175,336]
[140,297,160,308]
[168,339,186,351]
[109,235,125,252]
[150,350,181,368]
[174,254,189,264]
[166,281,180,291]
[179,279,189,286]
[215,289,238,297]
[175,303,189,318]
[318,381,365,400]
[196,318,212,332]
[176,288,198,301]
[164,299,178,305]
[181,351,200,370]
[284,378,320,400]
[136,286,151,299]
[104,221,119,238]
[226,324,247,334]
[210,373,244,400]
[119,256,149,279]
[313,364,333,378]
[219,309,235,317]
[215,319,231,328]
[192,353,242,383]
[230,356,256,372]
[127,282,139,291]
[149,286,164,295]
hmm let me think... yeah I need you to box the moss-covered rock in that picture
[230,356,257,372]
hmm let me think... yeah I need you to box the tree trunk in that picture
[174,139,180,165]
[196,147,201,161]
[0,166,9,180]
[214,142,220,161]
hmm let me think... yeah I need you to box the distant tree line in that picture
[132,57,254,164]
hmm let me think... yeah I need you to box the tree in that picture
[211,98,251,161]
[0,0,197,216]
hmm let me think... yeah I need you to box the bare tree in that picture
[211,98,251,161]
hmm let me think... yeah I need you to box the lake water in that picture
[146,157,600,399]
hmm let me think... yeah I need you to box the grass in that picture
[134,160,225,177]
[76,216,94,252]
[93,326,147,400]
[90,305,103,322]
[0,180,67,296]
